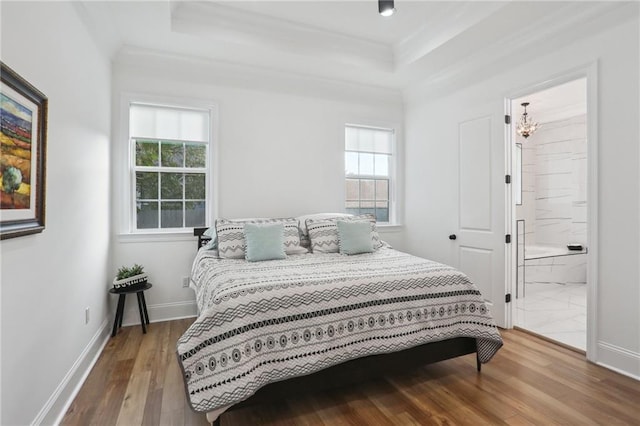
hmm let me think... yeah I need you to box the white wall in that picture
[111,57,405,324]
[404,15,640,377]
[0,2,112,424]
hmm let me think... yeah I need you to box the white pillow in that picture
[306,214,383,253]
[296,213,353,248]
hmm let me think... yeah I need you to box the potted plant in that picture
[113,264,148,290]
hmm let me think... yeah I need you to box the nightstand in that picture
[109,282,152,337]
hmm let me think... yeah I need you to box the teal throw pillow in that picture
[244,223,287,262]
[203,227,217,250]
[337,220,374,255]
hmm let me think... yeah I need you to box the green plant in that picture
[116,264,145,280]
[2,166,22,207]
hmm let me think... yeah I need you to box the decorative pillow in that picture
[337,221,374,255]
[202,227,217,250]
[216,217,306,259]
[296,213,353,249]
[306,214,383,253]
[244,223,287,262]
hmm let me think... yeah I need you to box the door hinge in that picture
[505,174,511,184]
[505,114,511,125]
[505,234,512,244]
[505,293,512,303]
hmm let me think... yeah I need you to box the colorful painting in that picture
[0,62,47,239]
[1,92,33,209]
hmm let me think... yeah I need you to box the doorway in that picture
[508,77,592,352]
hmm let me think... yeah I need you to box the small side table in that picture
[110,282,152,337]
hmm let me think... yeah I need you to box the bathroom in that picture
[513,78,588,351]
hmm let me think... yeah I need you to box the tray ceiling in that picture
[76,1,630,95]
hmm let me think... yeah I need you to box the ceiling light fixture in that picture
[379,0,395,17]
[516,102,539,139]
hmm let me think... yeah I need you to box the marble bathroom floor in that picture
[514,283,586,351]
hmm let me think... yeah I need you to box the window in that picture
[129,103,211,231]
[345,124,395,223]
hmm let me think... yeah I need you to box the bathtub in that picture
[524,244,585,260]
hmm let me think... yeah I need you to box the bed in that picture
[178,223,503,425]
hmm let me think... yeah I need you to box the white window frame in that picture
[117,93,218,238]
[344,123,398,225]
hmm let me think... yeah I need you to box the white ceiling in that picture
[76,1,630,97]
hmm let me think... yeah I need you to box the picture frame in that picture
[1,62,47,239]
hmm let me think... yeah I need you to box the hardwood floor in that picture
[62,319,640,425]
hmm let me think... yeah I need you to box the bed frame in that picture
[192,228,481,426]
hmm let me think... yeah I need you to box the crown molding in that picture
[402,2,632,104]
[114,45,403,107]
[394,2,507,69]
[171,1,393,72]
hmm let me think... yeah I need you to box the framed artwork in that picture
[0,62,47,239]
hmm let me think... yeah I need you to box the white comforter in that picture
[177,248,503,412]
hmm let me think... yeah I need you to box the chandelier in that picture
[516,102,539,139]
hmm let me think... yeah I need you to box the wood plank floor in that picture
[62,319,640,425]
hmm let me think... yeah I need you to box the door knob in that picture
[449,234,457,240]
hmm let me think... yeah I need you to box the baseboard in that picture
[120,300,197,327]
[597,341,640,380]
[32,318,110,425]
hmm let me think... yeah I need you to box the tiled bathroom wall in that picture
[516,114,587,247]
[535,114,587,246]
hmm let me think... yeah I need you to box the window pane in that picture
[359,153,374,175]
[137,202,158,229]
[374,154,389,177]
[360,208,375,217]
[185,173,205,199]
[345,201,359,209]
[185,201,206,227]
[136,172,158,200]
[376,179,389,201]
[161,142,184,167]
[161,173,183,199]
[345,179,359,201]
[375,208,389,223]
[360,179,375,200]
[131,103,212,231]
[345,152,359,175]
[360,200,375,208]
[345,208,360,216]
[161,201,183,228]
[185,144,206,168]
[136,140,159,166]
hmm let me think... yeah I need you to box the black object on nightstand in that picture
[109,282,152,337]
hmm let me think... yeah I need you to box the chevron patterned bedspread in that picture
[177,248,503,413]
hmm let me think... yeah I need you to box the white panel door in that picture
[454,115,506,327]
